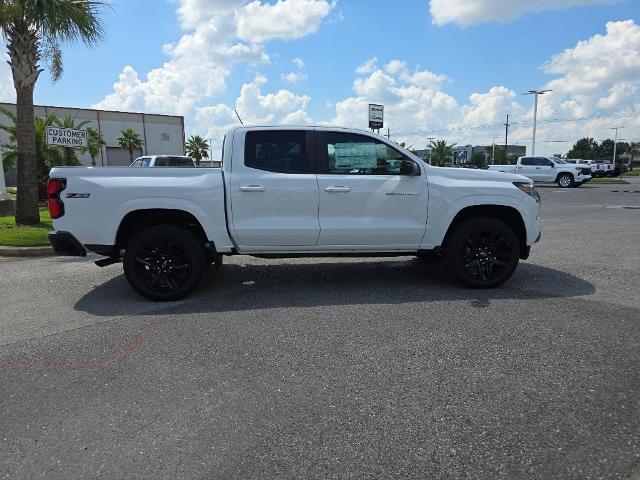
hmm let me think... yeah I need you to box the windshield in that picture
[553,158,566,164]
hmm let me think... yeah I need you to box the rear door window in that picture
[520,157,535,166]
[245,130,310,173]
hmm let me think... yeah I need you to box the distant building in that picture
[0,103,185,185]
[473,144,526,160]
[411,144,526,165]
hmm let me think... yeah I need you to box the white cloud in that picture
[282,71,308,83]
[95,0,332,114]
[355,57,378,74]
[430,0,620,27]
[328,21,640,156]
[384,60,406,75]
[292,58,305,69]
[193,75,312,157]
[236,0,334,43]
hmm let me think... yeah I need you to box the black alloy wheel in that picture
[123,225,206,301]
[446,217,520,288]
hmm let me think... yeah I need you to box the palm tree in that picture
[429,139,456,167]
[1,107,64,198]
[0,0,105,225]
[85,127,106,166]
[628,142,639,171]
[54,114,90,165]
[186,135,209,166]
[117,128,144,165]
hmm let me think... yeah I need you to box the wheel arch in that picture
[442,205,528,259]
[115,208,212,253]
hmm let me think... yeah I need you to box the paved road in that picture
[1,178,639,479]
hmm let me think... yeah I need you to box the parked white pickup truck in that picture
[48,126,541,300]
[489,156,591,187]
[567,159,601,177]
[595,160,615,176]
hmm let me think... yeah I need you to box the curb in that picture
[0,245,54,257]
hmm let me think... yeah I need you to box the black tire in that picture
[123,224,206,301]
[557,173,574,188]
[445,217,520,289]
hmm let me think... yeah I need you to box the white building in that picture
[0,103,185,184]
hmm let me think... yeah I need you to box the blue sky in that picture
[2,0,639,154]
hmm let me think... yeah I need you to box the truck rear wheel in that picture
[445,217,520,289]
[557,173,574,188]
[123,224,206,301]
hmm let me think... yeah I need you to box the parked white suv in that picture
[130,155,195,167]
[47,125,542,300]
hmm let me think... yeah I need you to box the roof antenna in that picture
[234,109,244,125]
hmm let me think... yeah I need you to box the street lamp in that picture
[523,89,551,155]
[611,127,624,178]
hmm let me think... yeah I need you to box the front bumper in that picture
[48,231,87,257]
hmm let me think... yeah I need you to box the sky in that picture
[1,0,639,157]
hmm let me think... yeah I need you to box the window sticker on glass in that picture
[334,142,378,169]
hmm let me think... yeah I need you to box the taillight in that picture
[47,178,66,219]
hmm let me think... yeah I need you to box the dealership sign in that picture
[46,127,88,148]
[368,103,384,129]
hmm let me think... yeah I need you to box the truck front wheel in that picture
[557,173,574,188]
[123,224,206,301]
[445,217,520,289]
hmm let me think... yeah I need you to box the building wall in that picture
[0,103,185,183]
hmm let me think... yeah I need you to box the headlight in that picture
[513,181,541,202]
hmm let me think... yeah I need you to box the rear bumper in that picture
[48,231,87,257]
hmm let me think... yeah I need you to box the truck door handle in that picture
[535,167,541,169]
[324,186,351,193]
[239,185,266,192]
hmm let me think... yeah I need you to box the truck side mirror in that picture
[400,160,421,176]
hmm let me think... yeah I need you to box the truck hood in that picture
[430,166,530,183]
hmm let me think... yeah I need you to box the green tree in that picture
[428,139,456,166]
[54,114,90,165]
[493,147,508,165]
[185,134,209,166]
[0,0,106,225]
[0,107,64,198]
[598,139,615,159]
[117,128,144,165]
[470,151,487,169]
[566,137,599,159]
[85,127,105,166]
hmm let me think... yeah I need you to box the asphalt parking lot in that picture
[1,178,639,479]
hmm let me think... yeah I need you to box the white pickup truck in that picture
[489,156,592,187]
[47,126,541,301]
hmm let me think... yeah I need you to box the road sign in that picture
[368,104,384,129]
[46,127,88,148]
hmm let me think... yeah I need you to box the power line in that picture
[392,111,640,137]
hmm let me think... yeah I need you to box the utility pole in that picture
[504,114,510,160]
[523,89,551,155]
[426,137,435,165]
[386,128,390,139]
[491,135,496,164]
[611,126,624,179]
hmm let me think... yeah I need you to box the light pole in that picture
[524,89,551,155]
[611,127,624,179]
